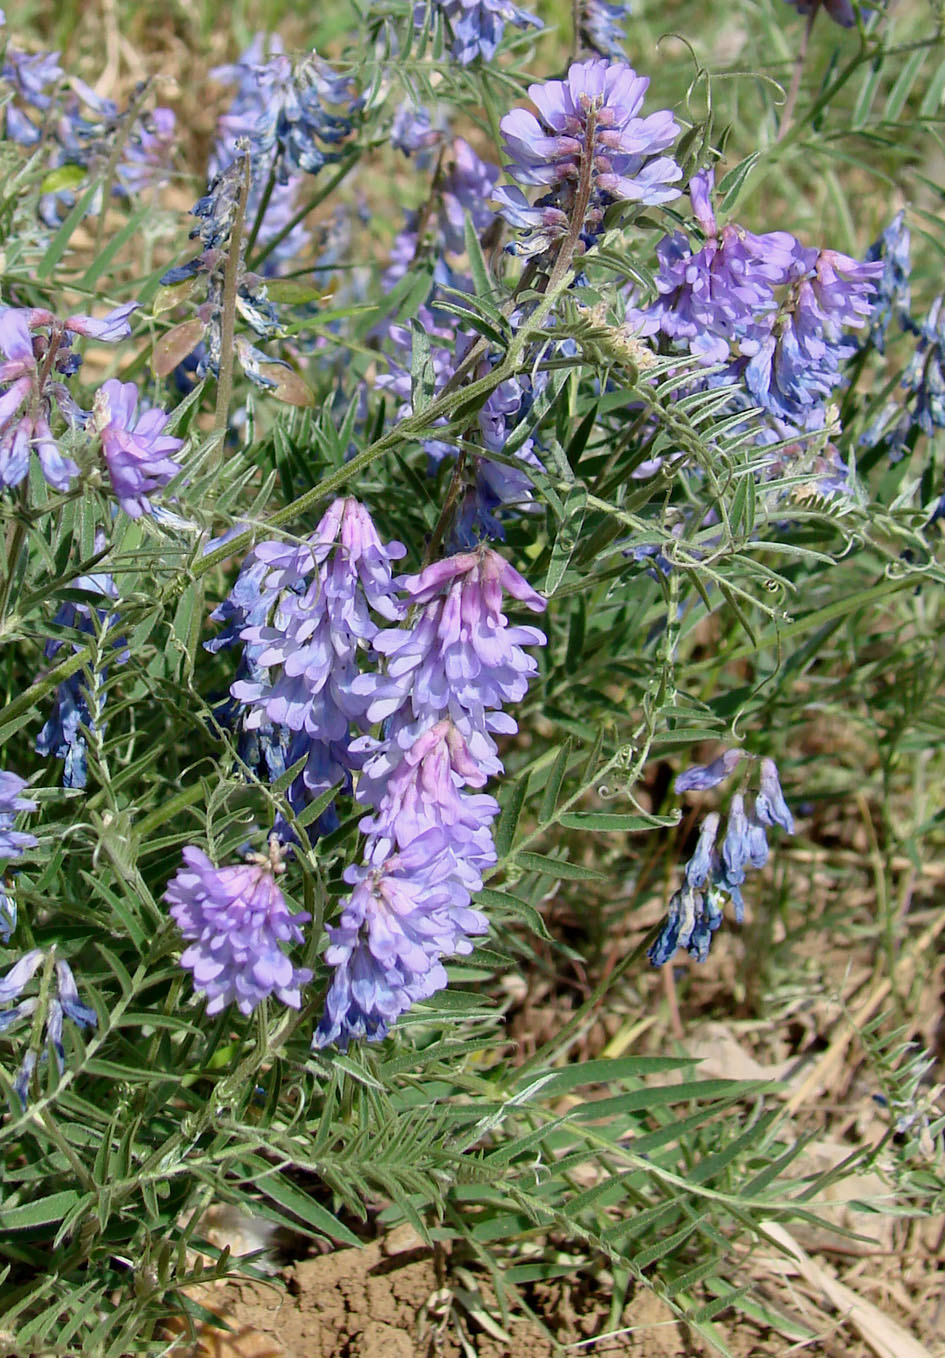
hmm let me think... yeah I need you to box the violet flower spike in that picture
[165,845,313,1016]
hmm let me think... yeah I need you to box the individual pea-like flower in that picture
[0,950,97,1107]
[496,59,681,259]
[92,379,184,518]
[419,0,543,66]
[391,101,445,157]
[0,771,38,862]
[674,746,743,793]
[165,843,313,1016]
[782,0,856,26]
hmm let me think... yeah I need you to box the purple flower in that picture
[215,500,405,834]
[357,718,499,881]
[579,2,632,59]
[639,170,797,365]
[213,45,358,185]
[165,844,312,1016]
[92,379,184,518]
[674,747,743,793]
[0,771,37,861]
[782,0,856,26]
[743,248,882,423]
[421,0,543,65]
[315,545,547,1050]
[391,101,444,157]
[754,757,795,834]
[232,498,406,739]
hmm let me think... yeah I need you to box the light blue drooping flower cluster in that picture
[0,950,97,1106]
[35,562,125,791]
[649,752,795,966]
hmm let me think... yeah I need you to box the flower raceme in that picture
[205,506,547,1046]
[650,752,795,966]
[165,844,312,1016]
[495,59,682,258]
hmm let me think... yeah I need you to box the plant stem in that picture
[249,149,361,273]
[778,1,820,141]
[212,148,252,463]
[244,163,277,257]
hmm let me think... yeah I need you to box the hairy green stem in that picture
[778,1,820,141]
[212,150,252,463]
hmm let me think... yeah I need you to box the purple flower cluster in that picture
[211,498,406,828]
[315,547,546,1048]
[215,46,358,186]
[635,170,882,428]
[0,950,97,1106]
[649,752,795,965]
[419,0,543,66]
[0,23,174,226]
[36,562,124,790]
[165,844,313,1016]
[0,304,134,493]
[495,60,681,259]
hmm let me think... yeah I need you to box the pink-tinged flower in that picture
[92,379,184,518]
[165,845,312,1016]
[63,303,139,342]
